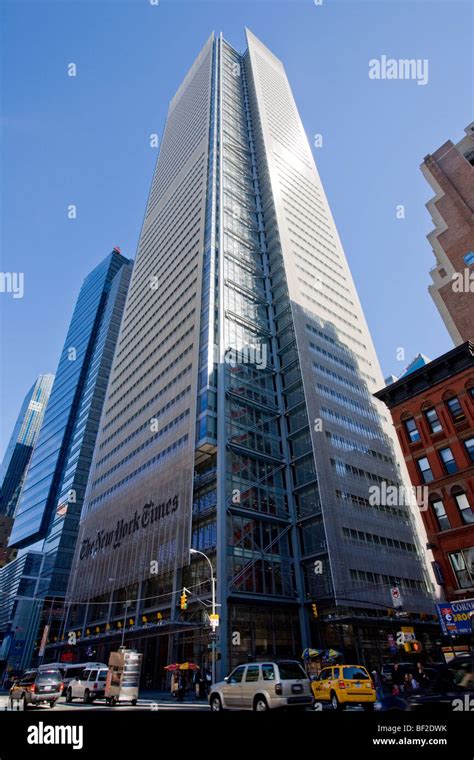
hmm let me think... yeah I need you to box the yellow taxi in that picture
[311,664,376,711]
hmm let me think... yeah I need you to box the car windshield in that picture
[277,662,306,680]
[37,671,61,683]
[343,667,369,680]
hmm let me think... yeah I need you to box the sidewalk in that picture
[137,690,208,704]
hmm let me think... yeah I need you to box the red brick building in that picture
[375,342,474,603]
[421,122,474,345]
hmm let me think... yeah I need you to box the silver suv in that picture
[10,668,63,709]
[209,660,312,711]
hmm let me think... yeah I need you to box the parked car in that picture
[311,664,376,711]
[209,660,312,711]
[10,668,63,709]
[65,666,109,704]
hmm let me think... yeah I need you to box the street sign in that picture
[209,613,219,629]
[436,599,474,636]
[390,586,403,609]
[401,626,415,642]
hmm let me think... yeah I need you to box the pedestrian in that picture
[409,673,420,691]
[170,672,178,699]
[204,668,212,695]
[415,662,429,687]
[177,670,186,702]
[371,669,384,701]
[193,668,201,700]
[392,663,404,694]
[198,671,206,700]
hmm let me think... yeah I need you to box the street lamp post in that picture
[190,548,217,684]
[121,601,130,648]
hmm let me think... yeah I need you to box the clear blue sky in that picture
[1,0,472,457]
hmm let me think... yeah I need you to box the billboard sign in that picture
[436,599,474,636]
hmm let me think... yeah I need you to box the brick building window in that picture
[449,548,474,589]
[439,447,458,475]
[430,497,450,531]
[463,436,474,463]
[452,489,474,525]
[424,407,442,434]
[445,396,466,424]
[417,456,434,483]
[403,417,421,443]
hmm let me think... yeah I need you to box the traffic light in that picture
[311,603,318,619]
[403,641,422,653]
[180,591,188,610]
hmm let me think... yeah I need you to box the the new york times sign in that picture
[79,496,179,561]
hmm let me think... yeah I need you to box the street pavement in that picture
[0,693,362,712]
[0,690,210,712]
[0,689,363,712]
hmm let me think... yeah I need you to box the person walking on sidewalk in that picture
[177,671,186,702]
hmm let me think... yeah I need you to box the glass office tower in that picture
[0,374,54,519]
[63,31,435,681]
[6,250,132,668]
[9,250,132,550]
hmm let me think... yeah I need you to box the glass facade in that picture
[0,374,54,518]
[9,252,131,549]
[38,259,133,597]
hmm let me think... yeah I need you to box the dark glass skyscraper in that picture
[9,250,131,550]
[5,249,132,669]
[0,374,54,519]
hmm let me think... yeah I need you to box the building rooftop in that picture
[375,341,474,408]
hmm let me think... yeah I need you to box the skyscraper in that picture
[64,30,435,680]
[421,122,474,345]
[6,249,132,668]
[0,373,54,519]
[9,250,132,551]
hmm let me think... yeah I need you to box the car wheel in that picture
[330,692,343,711]
[363,703,374,712]
[210,694,223,712]
[22,695,28,711]
[253,696,268,712]
[49,700,56,709]
[131,699,137,706]
[83,689,90,704]
[66,688,73,703]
